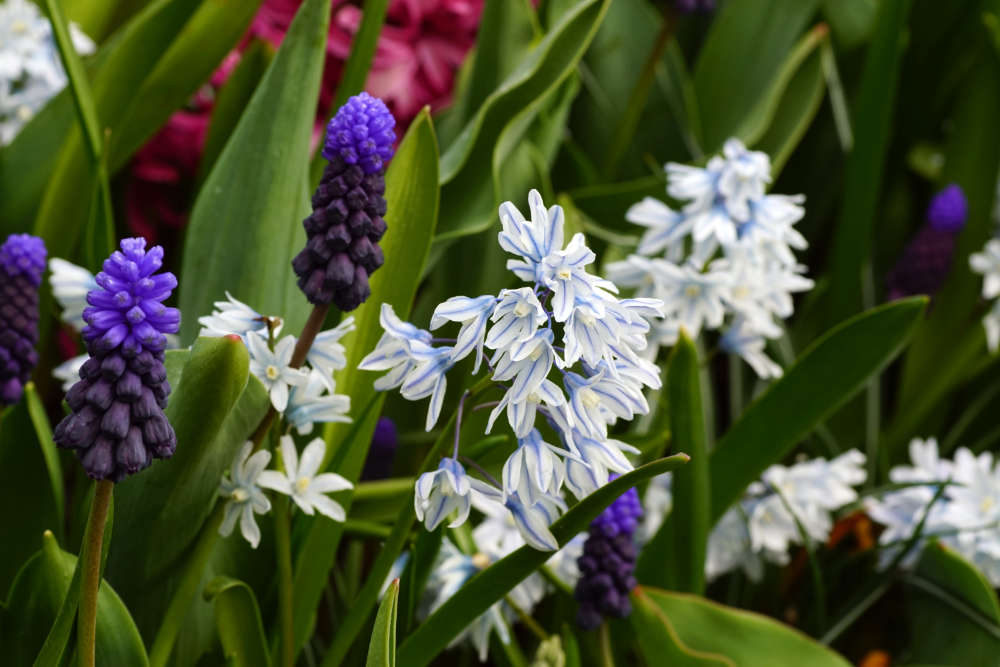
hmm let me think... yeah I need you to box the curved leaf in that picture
[632,587,850,667]
[709,298,926,522]
[396,454,690,667]
[366,579,400,667]
[178,0,333,340]
[204,576,271,667]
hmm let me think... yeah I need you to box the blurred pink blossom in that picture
[126,0,482,241]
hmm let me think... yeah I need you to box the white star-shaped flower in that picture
[258,436,353,520]
[218,442,273,548]
[247,332,309,412]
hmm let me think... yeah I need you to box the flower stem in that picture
[274,496,295,667]
[78,479,113,667]
[504,594,548,642]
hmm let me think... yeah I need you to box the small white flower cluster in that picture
[0,0,95,144]
[415,504,584,661]
[218,436,352,548]
[641,450,866,582]
[606,138,814,379]
[198,293,352,434]
[970,238,1000,352]
[360,189,665,551]
[866,438,1000,585]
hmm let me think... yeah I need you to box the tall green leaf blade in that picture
[396,455,690,667]
[204,577,272,667]
[709,298,926,522]
[693,0,822,151]
[366,579,400,667]
[178,0,333,340]
[636,334,709,593]
[632,587,850,666]
[824,0,913,324]
[23,383,65,541]
[289,109,440,658]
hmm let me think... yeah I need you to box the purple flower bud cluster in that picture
[0,234,46,405]
[575,482,643,630]
[54,238,181,481]
[294,93,396,311]
[887,184,968,300]
[362,416,398,481]
[673,0,715,13]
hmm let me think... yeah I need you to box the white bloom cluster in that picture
[970,238,1000,352]
[606,138,814,379]
[360,189,664,551]
[866,437,1000,585]
[0,0,95,144]
[218,436,353,548]
[198,293,352,434]
[640,450,866,582]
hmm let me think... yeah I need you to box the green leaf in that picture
[396,455,690,667]
[5,532,147,666]
[366,579,400,667]
[693,0,823,151]
[709,298,926,523]
[822,0,877,50]
[631,587,850,666]
[178,0,333,340]
[824,0,913,324]
[290,109,440,659]
[204,576,271,667]
[906,542,1000,664]
[636,334,709,593]
[434,0,610,242]
[24,383,65,542]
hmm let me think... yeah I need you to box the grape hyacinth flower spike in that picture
[0,234,46,405]
[575,478,642,629]
[293,92,396,311]
[54,238,181,481]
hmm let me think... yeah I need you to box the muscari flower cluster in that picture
[0,0,95,144]
[0,233,46,405]
[53,239,180,481]
[887,184,968,300]
[575,480,642,629]
[293,92,395,311]
[606,138,814,379]
[641,450,866,582]
[360,189,665,551]
[866,437,1000,585]
[970,234,1000,353]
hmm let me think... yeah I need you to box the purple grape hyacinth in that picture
[294,93,396,311]
[54,238,181,481]
[575,480,643,630]
[0,234,46,405]
[361,416,398,481]
[887,184,968,300]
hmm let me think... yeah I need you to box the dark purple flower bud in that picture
[362,417,398,481]
[0,234,46,405]
[54,238,181,482]
[886,185,969,300]
[295,94,396,311]
[672,0,715,13]
[575,479,643,630]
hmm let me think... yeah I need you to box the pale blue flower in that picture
[501,429,567,504]
[498,189,565,283]
[285,370,351,435]
[306,316,355,392]
[414,458,474,531]
[218,442,273,549]
[485,287,546,350]
[48,257,97,331]
[486,378,565,438]
[431,294,497,372]
[198,291,280,340]
[490,328,560,405]
[358,303,437,392]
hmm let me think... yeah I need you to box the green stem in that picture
[504,595,548,642]
[598,622,615,667]
[604,6,677,178]
[275,496,295,667]
[148,502,226,667]
[78,480,113,667]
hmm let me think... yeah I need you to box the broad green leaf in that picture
[0,402,60,597]
[366,579,400,667]
[907,542,1000,664]
[199,41,275,183]
[825,0,913,325]
[568,176,667,235]
[290,110,440,660]
[5,532,147,666]
[709,299,926,523]
[636,334,709,593]
[396,455,690,667]
[30,0,204,260]
[822,0,877,50]
[434,0,610,242]
[107,0,264,173]
[204,577,271,667]
[24,383,65,541]
[178,0,333,341]
[632,587,850,667]
[693,0,823,151]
